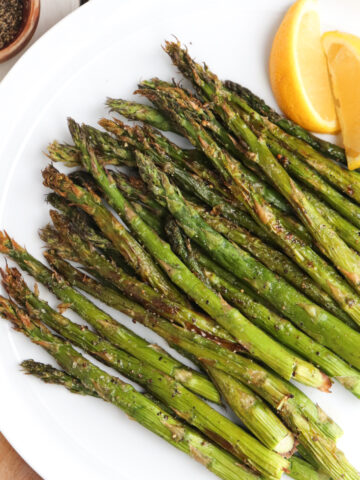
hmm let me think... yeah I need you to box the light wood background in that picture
[0,434,42,479]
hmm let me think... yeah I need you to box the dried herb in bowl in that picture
[0,0,24,50]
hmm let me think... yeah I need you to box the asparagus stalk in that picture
[266,117,360,204]
[34,262,354,480]
[44,210,233,343]
[25,360,327,480]
[41,251,343,445]
[0,235,219,403]
[224,80,347,165]
[164,44,360,297]
[195,250,360,396]
[165,217,360,395]
[98,118,277,242]
[205,368,295,455]
[166,40,360,204]
[0,299,264,480]
[46,192,140,273]
[237,104,360,233]
[139,81,360,330]
[112,170,166,217]
[21,360,329,479]
[259,124,360,229]
[21,360,100,397]
[288,457,331,480]
[165,218,211,288]
[138,153,360,371]
[193,205,355,327]
[65,124,327,390]
[47,138,135,168]
[302,187,360,255]
[107,98,177,132]
[42,164,188,307]
[31,254,295,455]
[2,275,287,480]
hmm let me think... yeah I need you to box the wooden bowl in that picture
[0,0,40,63]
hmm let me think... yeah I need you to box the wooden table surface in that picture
[0,434,42,479]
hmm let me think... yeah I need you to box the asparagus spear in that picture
[0,299,265,480]
[165,218,360,395]
[44,210,233,343]
[265,117,360,204]
[224,80,347,165]
[21,360,331,480]
[107,98,177,132]
[302,187,360,254]
[40,251,343,446]
[165,218,211,288]
[166,40,360,205]
[42,164,188,307]
[164,44,360,296]
[64,125,327,390]
[192,205,355,327]
[21,360,100,397]
[288,456,331,480]
[196,250,360,396]
[16,261,294,455]
[49,202,338,376]
[0,235,219,403]
[2,274,287,480]
[112,170,166,217]
[27,262,353,480]
[137,154,360,371]
[47,138,135,168]
[97,118,277,242]
[46,192,141,274]
[139,81,360,329]
[236,103,360,231]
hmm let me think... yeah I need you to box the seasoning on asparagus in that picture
[2,272,288,480]
[60,125,328,390]
[137,153,360,371]
[0,298,264,480]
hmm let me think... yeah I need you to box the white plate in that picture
[0,0,359,478]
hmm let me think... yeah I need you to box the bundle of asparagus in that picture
[1,39,360,480]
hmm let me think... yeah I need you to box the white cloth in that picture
[0,0,80,81]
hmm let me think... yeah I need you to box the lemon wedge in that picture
[323,31,360,170]
[269,0,339,133]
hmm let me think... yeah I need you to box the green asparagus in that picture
[0,234,219,403]
[137,153,360,370]
[0,298,265,480]
[63,125,328,389]
[2,273,288,480]
[164,43,360,298]
[224,79,346,164]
